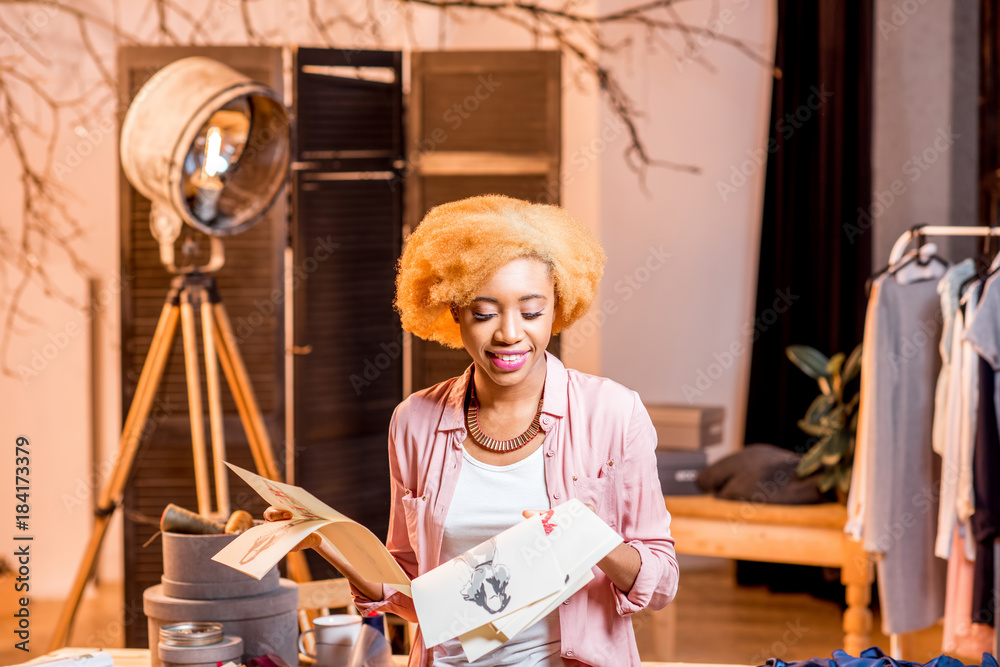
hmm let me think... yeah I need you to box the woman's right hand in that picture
[264,506,384,602]
[262,506,321,551]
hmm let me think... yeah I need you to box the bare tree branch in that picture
[0,0,771,374]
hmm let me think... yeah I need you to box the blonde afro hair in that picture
[395,194,607,349]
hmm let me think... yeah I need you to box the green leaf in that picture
[842,344,863,384]
[820,429,850,465]
[818,466,839,493]
[797,435,831,477]
[804,394,836,424]
[797,419,831,438]
[826,352,846,378]
[786,345,831,380]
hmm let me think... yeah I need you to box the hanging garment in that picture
[935,262,978,560]
[933,260,977,460]
[956,283,983,561]
[845,275,882,541]
[961,274,1000,626]
[942,525,995,656]
[848,273,947,635]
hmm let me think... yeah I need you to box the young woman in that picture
[267,195,678,666]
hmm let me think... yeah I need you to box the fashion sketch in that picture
[457,538,511,614]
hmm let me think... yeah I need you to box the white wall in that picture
[0,0,773,607]
[593,0,778,458]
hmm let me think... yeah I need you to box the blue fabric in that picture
[763,646,999,667]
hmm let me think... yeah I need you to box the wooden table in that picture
[23,648,748,667]
[665,495,874,656]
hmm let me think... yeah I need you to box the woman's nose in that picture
[494,312,522,343]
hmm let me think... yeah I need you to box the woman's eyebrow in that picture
[470,294,548,303]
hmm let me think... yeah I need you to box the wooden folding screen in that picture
[406,51,562,393]
[290,48,404,575]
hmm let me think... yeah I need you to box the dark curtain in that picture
[743,0,873,454]
[737,0,874,599]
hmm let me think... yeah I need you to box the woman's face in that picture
[456,257,555,389]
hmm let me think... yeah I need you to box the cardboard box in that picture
[656,450,708,495]
[646,404,725,451]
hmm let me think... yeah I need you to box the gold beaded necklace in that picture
[466,380,544,452]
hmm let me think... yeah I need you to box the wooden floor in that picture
[0,561,968,667]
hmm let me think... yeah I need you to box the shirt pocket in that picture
[400,492,428,550]
[571,462,618,521]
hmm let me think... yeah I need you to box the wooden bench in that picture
[665,494,874,655]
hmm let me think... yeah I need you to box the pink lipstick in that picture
[487,350,529,371]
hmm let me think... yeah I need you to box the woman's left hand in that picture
[521,504,640,594]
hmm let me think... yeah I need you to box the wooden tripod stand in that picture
[51,273,310,649]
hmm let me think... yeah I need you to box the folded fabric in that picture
[762,646,999,667]
[696,443,827,504]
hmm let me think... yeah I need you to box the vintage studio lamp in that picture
[52,56,301,649]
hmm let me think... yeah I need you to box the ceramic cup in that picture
[298,614,363,662]
[312,640,354,667]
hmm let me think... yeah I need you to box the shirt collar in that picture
[436,350,567,432]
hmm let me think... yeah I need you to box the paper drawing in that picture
[457,538,511,614]
[212,463,412,596]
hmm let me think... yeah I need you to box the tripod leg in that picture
[210,301,312,583]
[211,302,280,480]
[180,289,212,516]
[201,291,230,517]
[51,302,181,650]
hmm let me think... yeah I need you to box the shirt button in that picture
[546,450,554,457]
[562,599,569,605]
[566,650,574,657]
[553,492,561,499]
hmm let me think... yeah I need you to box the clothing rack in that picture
[888,225,1000,264]
[884,225,1000,659]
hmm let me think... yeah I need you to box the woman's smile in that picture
[486,350,529,371]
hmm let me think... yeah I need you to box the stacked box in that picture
[143,532,299,667]
[656,450,708,495]
[646,404,723,495]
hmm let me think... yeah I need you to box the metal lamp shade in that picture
[120,56,290,236]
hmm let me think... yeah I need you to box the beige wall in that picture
[872,0,980,266]
[0,0,773,602]
[593,0,778,460]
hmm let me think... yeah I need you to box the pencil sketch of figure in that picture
[457,538,511,614]
[239,518,311,565]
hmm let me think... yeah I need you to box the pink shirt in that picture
[354,352,679,666]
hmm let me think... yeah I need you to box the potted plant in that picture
[785,343,863,499]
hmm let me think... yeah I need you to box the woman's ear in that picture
[450,305,460,323]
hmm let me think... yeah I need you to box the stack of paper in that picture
[414,500,622,660]
[214,465,622,662]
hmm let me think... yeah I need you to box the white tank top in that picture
[433,445,564,666]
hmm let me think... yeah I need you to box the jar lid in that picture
[160,622,224,646]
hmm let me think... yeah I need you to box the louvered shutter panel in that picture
[406,51,562,393]
[118,46,286,647]
[292,48,404,569]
